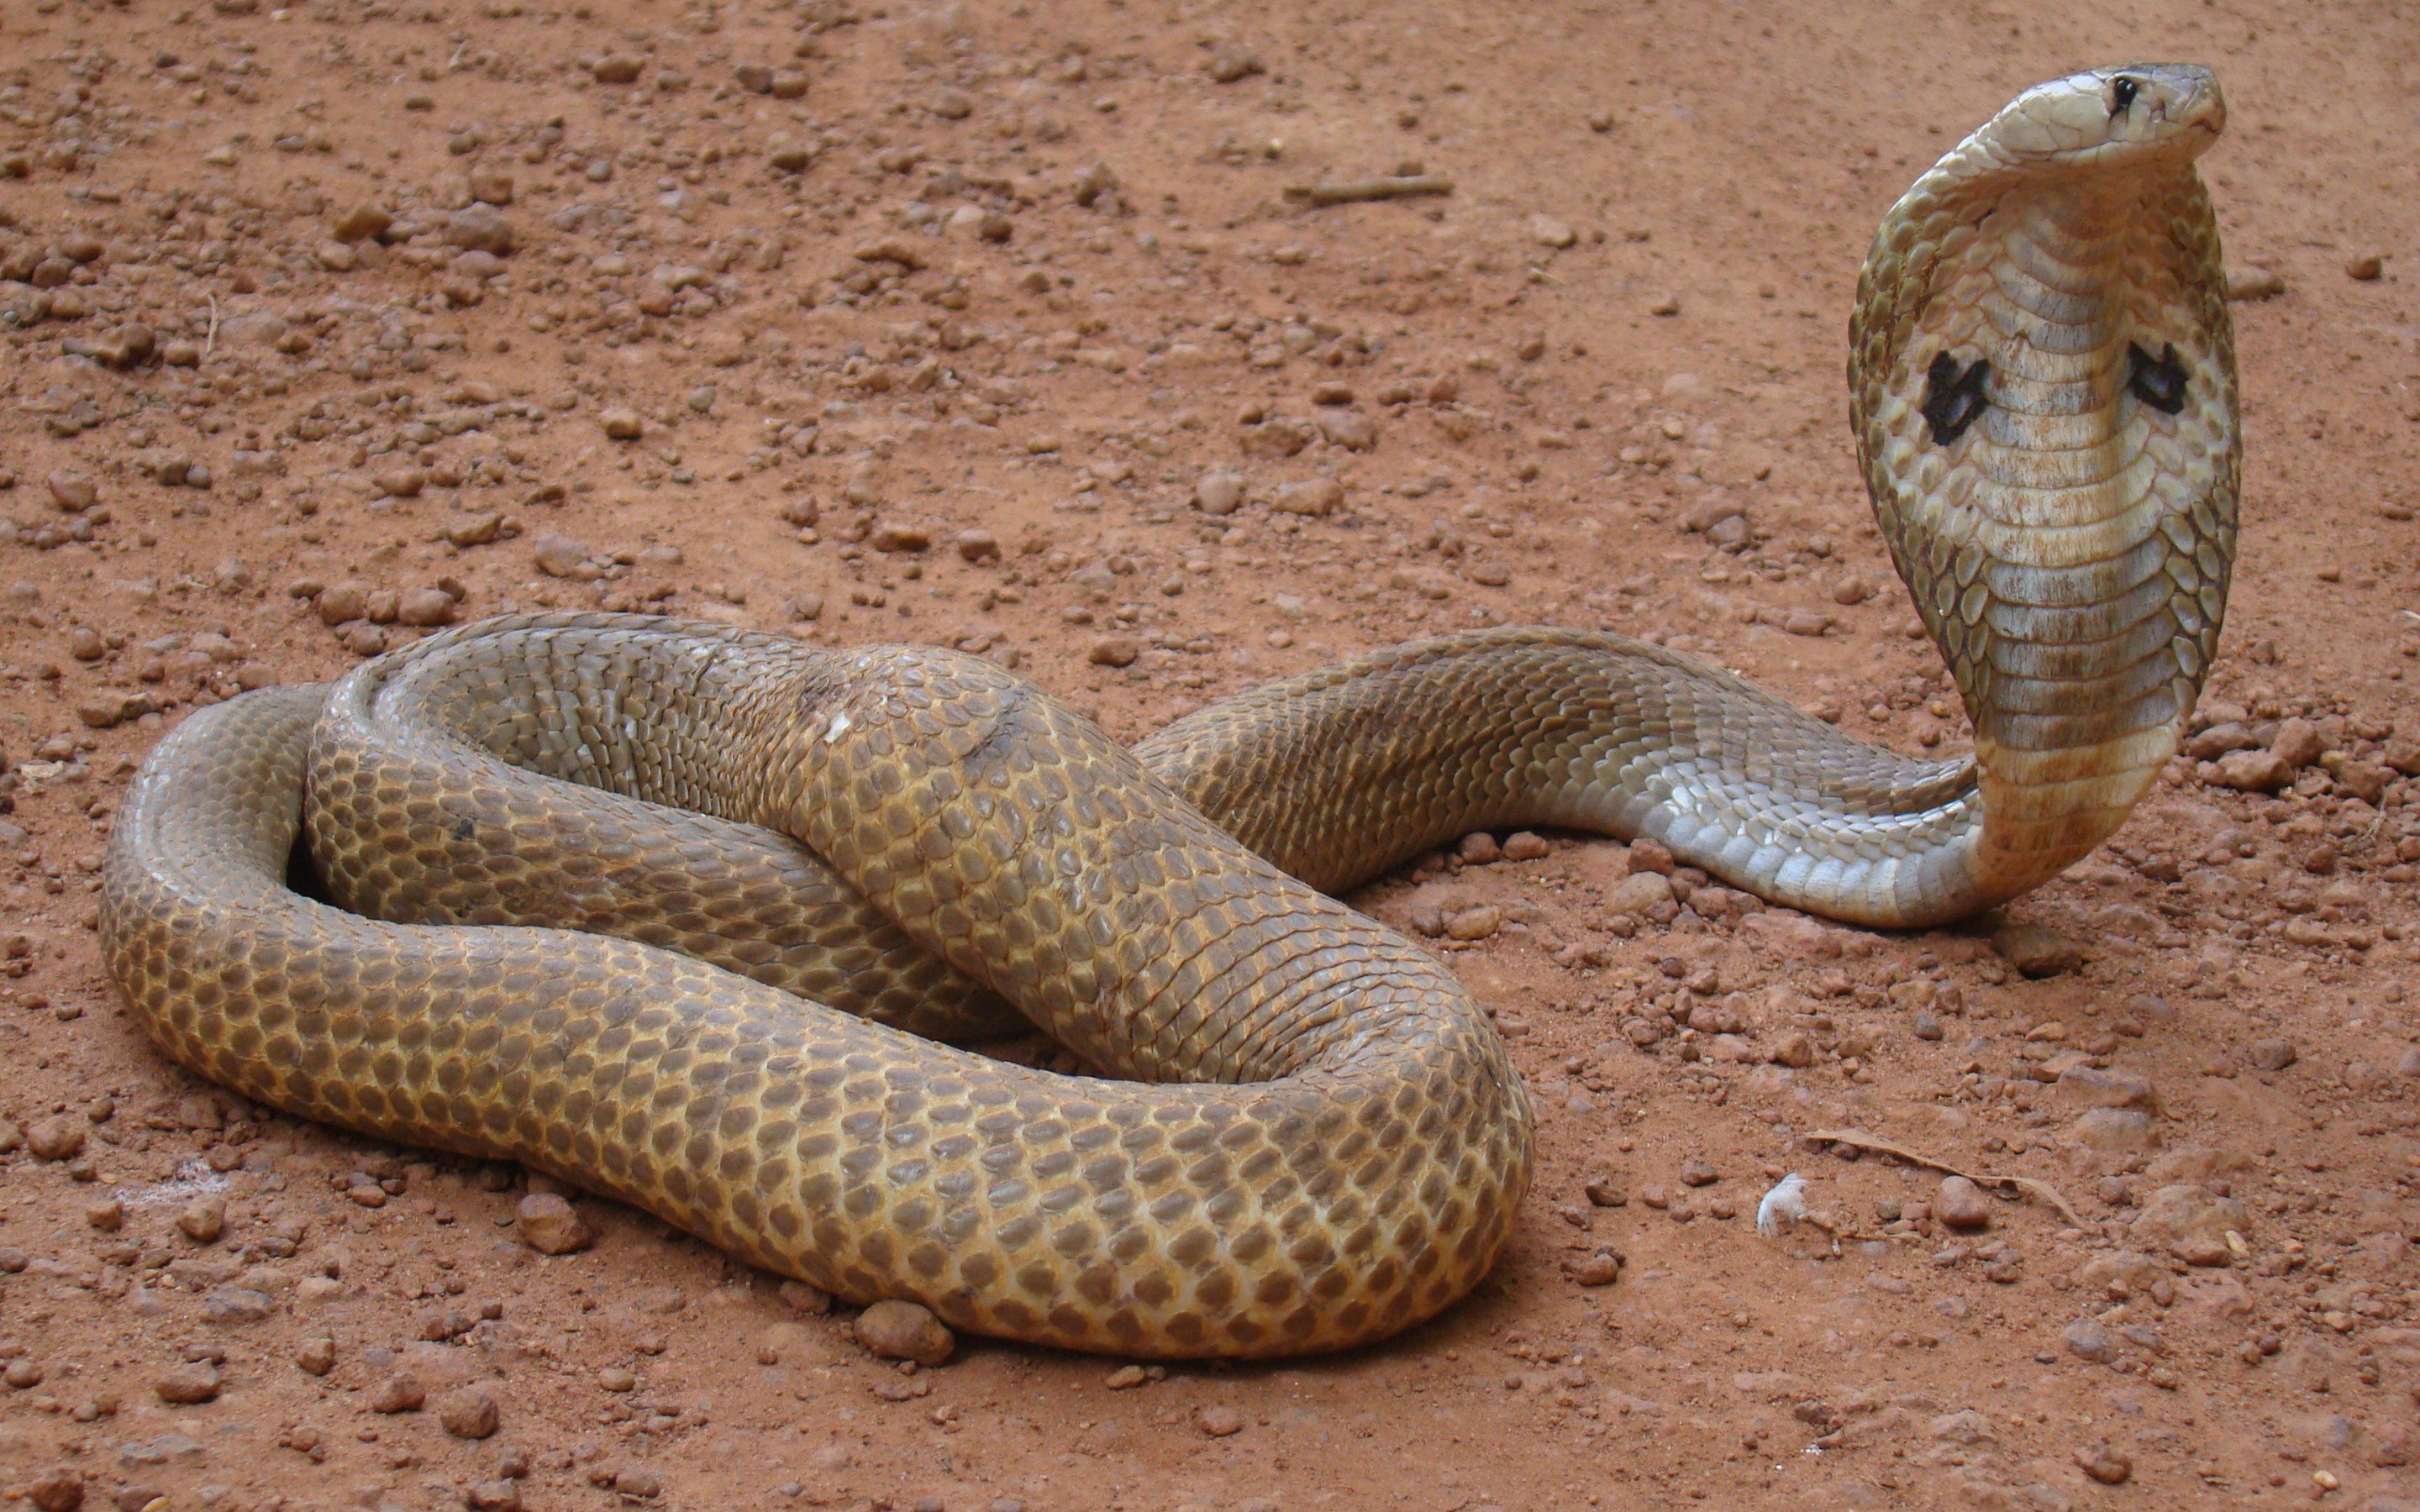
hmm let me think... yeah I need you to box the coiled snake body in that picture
[102,66,2237,1357]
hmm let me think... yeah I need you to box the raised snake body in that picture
[101,66,2238,1357]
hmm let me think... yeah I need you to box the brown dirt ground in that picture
[3,1,2420,1509]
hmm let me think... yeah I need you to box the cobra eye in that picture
[1922,352,1992,445]
[2109,76,2139,117]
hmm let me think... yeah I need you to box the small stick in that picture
[1283,175,1454,207]
[1802,1126,2086,1228]
[203,292,220,359]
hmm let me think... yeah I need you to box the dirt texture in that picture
[2,1,2418,1509]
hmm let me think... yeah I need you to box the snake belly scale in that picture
[101,65,2238,1358]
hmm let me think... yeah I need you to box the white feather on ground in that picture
[1755,1173,1809,1239]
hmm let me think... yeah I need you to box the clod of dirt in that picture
[2131,1184,2253,1266]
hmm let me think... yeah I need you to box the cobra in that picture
[101,65,2235,1357]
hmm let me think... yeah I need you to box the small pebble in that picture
[24,1471,82,1512]
[1563,1252,1623,1287]
[1195,1404,1245,1436]
[1194,470,1245,515]
[154,1362,222,1404]
[855,1299,955,1366]
[1272,479,1342,517]
[530,534,594,580]
[467,1482,523,1512]
[2225,266,2286,301]
[332,203,393,242]
[436,1386,502,1439]
[513,1192,594,1254]
[25,1116,87,1162]
[176,1195,226,1243]
[2223,750,2294,795]
[1205,44,1263,83]
[1937,1176,1994,1231]
[1769,1031,1818,1068]
[1583,1176,1628,1207]
[1528,214,1577,249]
[444,204,517,256]
[46,470,97,512]
[369,1373,426,1414]
[2075,1443,2133,1484]
[2270,717,2323,769]
[1990,921,2081,979]
[2247,1038,2297,1073]
[1606,871,1675,920]
[1444,905,1501,942]
[2063,1317,2117,1362]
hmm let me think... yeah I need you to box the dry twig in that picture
[1282,175,1455,207]
[1802,1126,2086,1228]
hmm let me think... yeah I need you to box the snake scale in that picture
[101,66,2237,1357]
